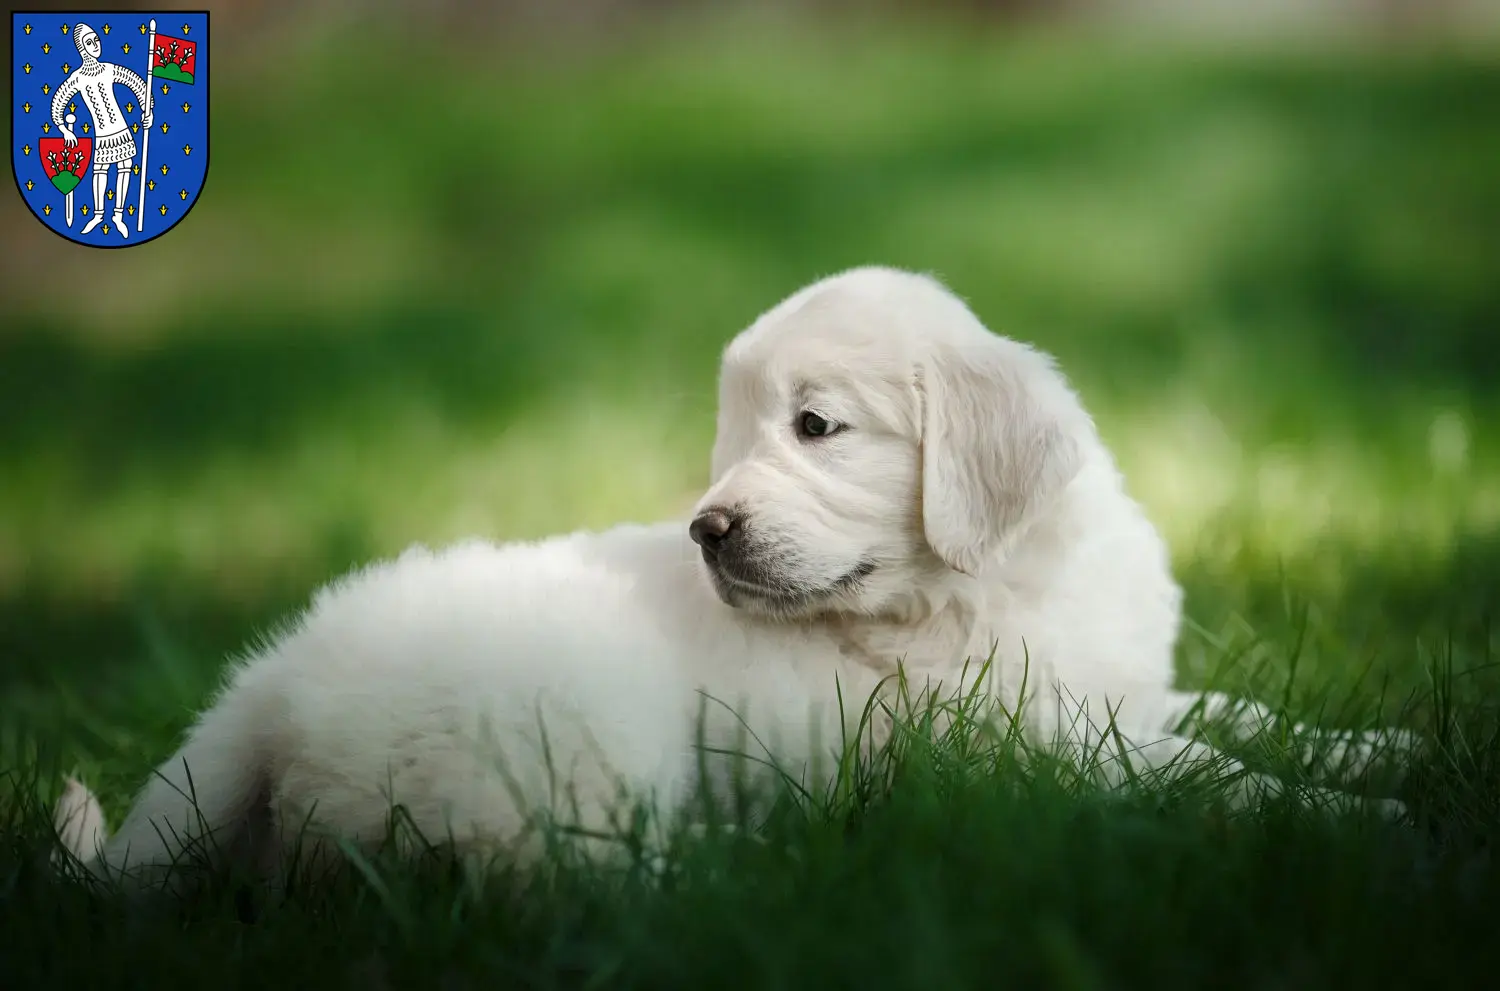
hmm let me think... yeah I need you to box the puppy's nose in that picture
[689,508,740,557]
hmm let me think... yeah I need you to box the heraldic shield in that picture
[11,11,209,247]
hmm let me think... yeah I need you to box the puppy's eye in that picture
[797,411,841,439]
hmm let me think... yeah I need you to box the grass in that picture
[4,659,1499,989]
[2,10,1499,988]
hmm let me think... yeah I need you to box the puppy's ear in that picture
[920,337,1088,576]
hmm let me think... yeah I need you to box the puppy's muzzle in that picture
[689,507,742,563]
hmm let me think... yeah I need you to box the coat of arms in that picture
[10,11,209,247]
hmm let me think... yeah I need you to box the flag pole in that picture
[137,18,155,233]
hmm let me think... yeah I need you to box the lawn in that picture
[2,12,1499,988]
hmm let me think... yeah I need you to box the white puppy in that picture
[55,267,1406,890]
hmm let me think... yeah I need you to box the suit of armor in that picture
[51,23,152,237]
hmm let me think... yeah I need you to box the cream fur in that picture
[54,267,1408,889]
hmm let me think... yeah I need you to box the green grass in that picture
[2,11,1499,988]
[5,663,1500,989]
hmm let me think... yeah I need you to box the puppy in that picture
[54,267,1407,890]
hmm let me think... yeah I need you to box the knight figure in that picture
[50,23,153,237]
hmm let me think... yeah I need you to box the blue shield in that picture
[10,11,209,248]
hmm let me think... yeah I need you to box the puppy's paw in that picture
[1370,795,1411,824]
[53,776,107,867]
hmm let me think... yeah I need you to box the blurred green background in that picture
[2,1,1498,785]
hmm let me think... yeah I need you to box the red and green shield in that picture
[37,137,91,196]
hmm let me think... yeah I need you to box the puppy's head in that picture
[691,267,1094,620]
